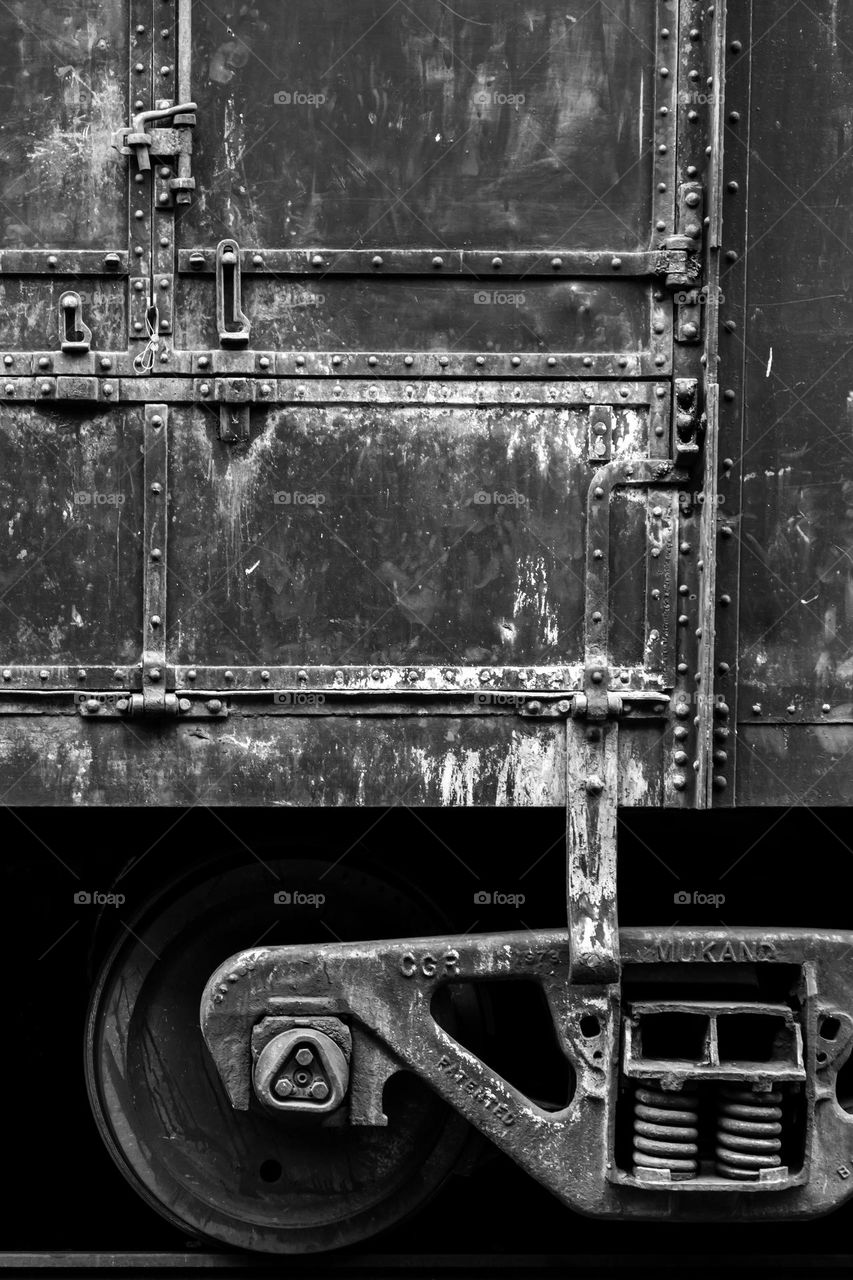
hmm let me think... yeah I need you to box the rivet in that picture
[311,254,323,267]
[253,254,264,266]
[200,382,211,396]
[730,39,743,52]
[726,249,738,261]
[822,703,831,714]
[148,668,161,681]
[718,662,730,675]
[225,670,234,681]
[594,487,604,499]
[151,414,163,427]
[551,257,563,269]
[724,320,737,331]
[492,256,503,268]
[403,355,414,366]
[4,384,13,395]
[714,751,728,766]
[719,594,731,606]
[655,355,666,366]
[332,355,342,365]
[673,776,686,791]
[678,614,689,625]
[660,67,670,77]
[259,356,270,370]
[593,549,603,560]
[547,356,557,367]
[727,180,739,193]
[689,27,701,39]
[677,662,688,674]
[179,698,191,713]
[675,703,690,719]
[198,355,209,368]
[261,670,271,682]
[160,65,171,75]
[432,256,443,268]
[658,144,668,154]
[591,671,603,684]
[656,221,667,232]
[100,357,112,370]
[47,255,58,268]
[678,585,689,596]
[583,357,593,368]
[207,698,222,713]
[787,704,796,715]
[511,356,521,367]
[674,751,689,766]
[150,615,161,627]
[39,382,51,396]
[296,354,305,366]
[150,482,162,494]
[611,256,622,268]
[135,62,144,72]
[592,612,602,623]
[372,255,383,267]
[680,542,691,554]
[187,668,197,680]
[585,775,604,795]
[151,548,162,560]
[439,355,449,367]
[729,111,741,123]
[159,277,169,289]
[103,383,114,397]
[158,192,169,204]
[38,357,50,370]
[713,775,728,790]
[674,727,688,741]
[260,383,271,397]
[134,280,145,292]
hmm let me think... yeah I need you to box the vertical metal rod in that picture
[566,715,620,985]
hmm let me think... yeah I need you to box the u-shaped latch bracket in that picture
[59,291,92,355]
[216,239,251,347]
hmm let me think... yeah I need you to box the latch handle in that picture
[216,239,251,347]
[59,291,92,355]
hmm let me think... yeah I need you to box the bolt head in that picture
[274,1078,294,1098]
[295,1047,314,1067]
[310,1080,329,1100]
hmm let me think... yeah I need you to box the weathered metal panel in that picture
[0,0,128,249]
[182,0,658,252]
[0,713,666,806]
[733,2,853,761]
[165,397,658,670]
[0,405,143,665]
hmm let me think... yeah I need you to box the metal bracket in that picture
[141,405,171,714]
[587,405,614,464]
[666,183,705,342]
[674,378,703,467]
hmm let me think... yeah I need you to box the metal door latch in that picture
[112,102,198,202]
[59,292,92,355]
[216,239,251,348]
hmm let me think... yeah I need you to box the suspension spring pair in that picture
[633,1082,784,1180]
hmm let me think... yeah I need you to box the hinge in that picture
[664,182,705,342]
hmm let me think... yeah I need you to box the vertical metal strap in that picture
[566,714,620,985]
[142,405,169,712]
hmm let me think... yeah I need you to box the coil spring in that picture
[633,1084,699,1179]
[715,1087,783,1180]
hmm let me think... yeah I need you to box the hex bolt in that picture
[295,1047,314,1067]
[310,1080,330,1100]
[275,1078,294,1098]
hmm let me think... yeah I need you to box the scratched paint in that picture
[0,2,127,248]
[166,403,654,669]
[183,0,654,251]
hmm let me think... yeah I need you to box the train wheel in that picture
[86,855,476,1253]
